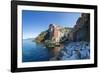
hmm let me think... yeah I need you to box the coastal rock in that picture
[57,13,90,60]
[58,41,90,60]
[68,13,90,42]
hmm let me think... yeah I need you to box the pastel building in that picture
[48,24,63,43]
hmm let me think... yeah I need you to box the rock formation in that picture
[58,41,90,60]
[68,13,90,42]
[57,13,90,60]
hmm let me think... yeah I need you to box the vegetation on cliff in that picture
[34,30,47,43]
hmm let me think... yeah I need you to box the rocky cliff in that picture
[68,13,90,42]
[56,13,90,60]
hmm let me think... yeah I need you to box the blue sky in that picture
[22,10,81,39]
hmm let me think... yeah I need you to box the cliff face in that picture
[57,13,90,60]
[34,31,48,43]
[68,13,90,42]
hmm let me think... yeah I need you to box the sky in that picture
[22,10,81,39]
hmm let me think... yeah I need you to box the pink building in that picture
[52,25,62,43]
